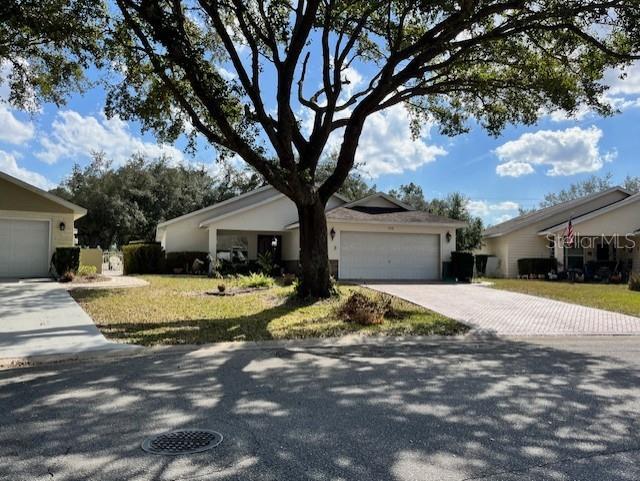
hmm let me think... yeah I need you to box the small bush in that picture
[51,247,80,277]
[219,260,261,276]
[518,258,558,277]
[237,272,274,289]
[123,243,164,274]
[217,283,226,293]
[451,251,474,283]
[165,251,210,274]
[475,255,490,276]
[58,271,75,283]
[630,274,640,292]
[77,265,97,277]
[281,273,296,286]
[337,292,392,325]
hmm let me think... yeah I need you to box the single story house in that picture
[156,186,466,280]
[0,171,86,278]
[480,186,640,278]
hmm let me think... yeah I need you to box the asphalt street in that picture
[1,337,640,481]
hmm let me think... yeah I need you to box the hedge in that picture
[451,251,474,282]
[517,258,558,277]
[165,251,210,274]
[51,247,80,276]
[123,243,164,274]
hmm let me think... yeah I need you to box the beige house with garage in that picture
[157,186,465,280]
[480,187,640,278]
[0,171,86,278]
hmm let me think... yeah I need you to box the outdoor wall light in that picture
[445,231,452,243]
[330,228,336,240]
[271,236,278,247]
[59,222,66,231]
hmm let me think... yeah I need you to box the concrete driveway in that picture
[367,282,640,336]
[2,337,640,481]
[0,279,134,364]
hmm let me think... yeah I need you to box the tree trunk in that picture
[297,198,332,298]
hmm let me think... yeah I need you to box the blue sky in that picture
[1,56,639,227]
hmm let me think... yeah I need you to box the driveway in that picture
[2,337,640,481]
[0,279,134,363]
[367,283,640,336]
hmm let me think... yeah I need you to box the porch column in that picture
[208,227,217,273]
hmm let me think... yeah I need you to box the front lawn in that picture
[71,275,467,345]
[489,279,640,317]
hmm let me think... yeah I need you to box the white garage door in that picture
[340,232,441,280]
[0,219,50,277]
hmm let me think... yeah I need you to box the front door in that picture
[257,235,282,264]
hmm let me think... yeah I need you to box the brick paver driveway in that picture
[367,282,640,336]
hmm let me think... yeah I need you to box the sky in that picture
[1,54,639,227]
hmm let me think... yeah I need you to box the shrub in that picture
[630,274,640,292]
[451,251,474,283]
[237,272,274,289]
[77,265,97,277]
[165,251,210,274]
[58,271,75,283]
[123,243,164,274]
[217,283,226,293]
[257,251,275,275]
[337,292,392,325]
[281,273,296,286]
[51,247,80,277]
[518,258,558,277]
[218,260,261,276]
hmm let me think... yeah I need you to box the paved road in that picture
[1,337,640,481]
[368,283,640,336]
[0,279,133,363]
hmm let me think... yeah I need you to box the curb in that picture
[0,345,144,370]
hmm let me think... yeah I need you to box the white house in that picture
[480,187,640,278]
[156,186,466,280]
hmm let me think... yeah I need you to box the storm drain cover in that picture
[142,429,223,455]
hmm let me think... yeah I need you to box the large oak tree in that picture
[4,0,640,296]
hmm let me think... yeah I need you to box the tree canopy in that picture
[538,173,640,208]
[52,153,262,247]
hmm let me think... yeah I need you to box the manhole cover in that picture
[142,429,223,455]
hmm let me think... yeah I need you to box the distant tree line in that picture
[518,173,640,215]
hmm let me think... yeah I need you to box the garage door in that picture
[0,219,50,277]
[340,232,440,280]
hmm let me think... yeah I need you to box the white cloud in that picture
[0,150,54,190]
[496,161,535,177]
[327,104,447,178]
[495,126,614,177]
[467,200,520,217]
[467,199,520,225]
[0,104,34,144]
[36,110,185,165]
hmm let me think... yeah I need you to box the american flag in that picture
[565,218,575,247]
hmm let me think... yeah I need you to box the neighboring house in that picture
[0,171,87,278]
[156,186,465,280]
[480,187,640,278]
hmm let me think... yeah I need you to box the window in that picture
[217,234,249,263]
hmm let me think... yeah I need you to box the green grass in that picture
[71,275,468,345]
[488,278,640,316]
